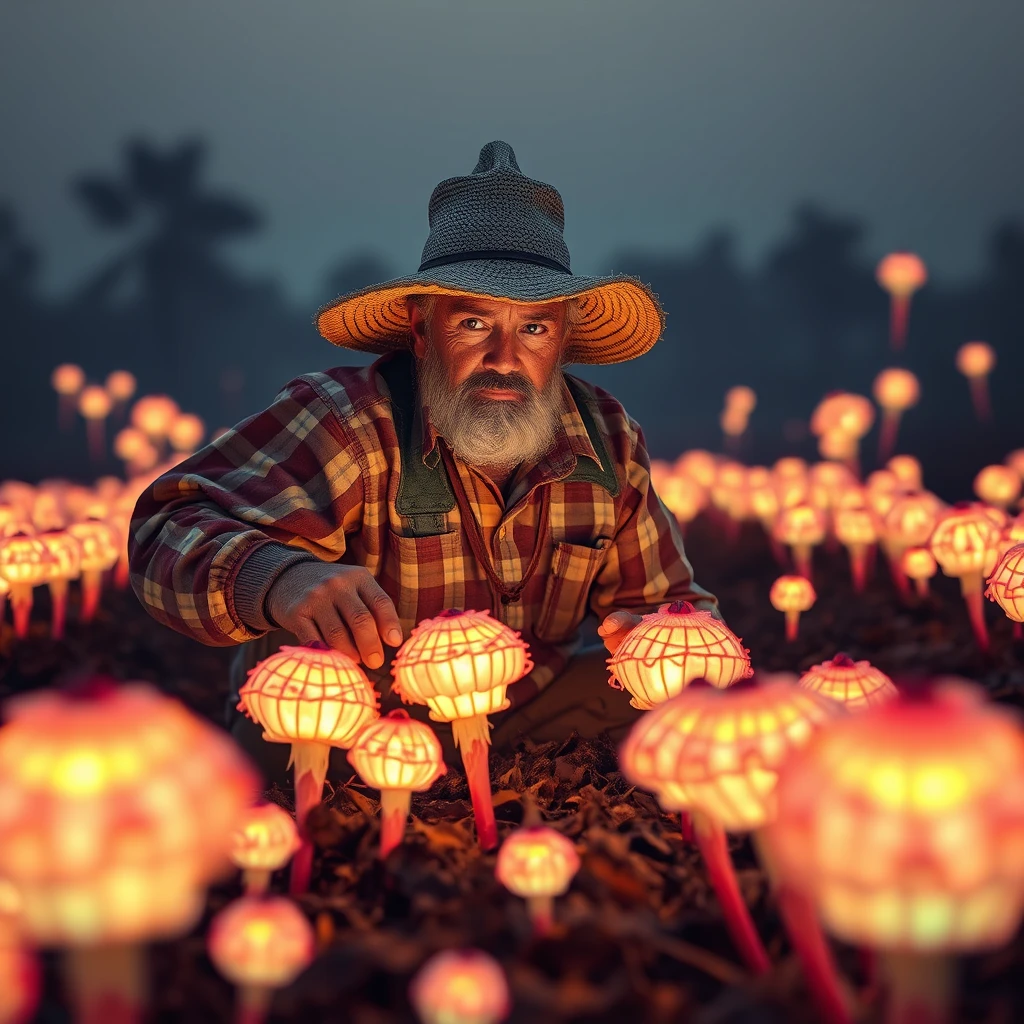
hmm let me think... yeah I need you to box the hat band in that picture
[418,249,571,274]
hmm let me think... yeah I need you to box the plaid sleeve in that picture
[128,375,366,646]
[588,417,719,622]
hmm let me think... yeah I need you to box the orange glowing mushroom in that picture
[0,678,258,1023]
[773,503,827,579]
[230,802,302,895]
[956,341,996,422]
[882,491,944,599]
[886,454,924,492]
[986,543,1024,641]
[833,505,878,593]
[725,385,757,416]
[77,385,113,463]
[238,643,380,893]
[872,368,920,462]
[207,895,315,1024]
[392,609,532,852]
[67,517,120,622]
[410,949,511,1024]
[130,395,180,441]
[1005,449,1024,482]
[673,449,719,490]
[659,473,707,532]
[769,575,816,641]
[973,465,1021,512]
[104,369,137,409]
[495,825,580,936]
[168,413,206,454]
[929,503,1004,650]
[811,393,875,473]
[0,532,58,638]
[767,681,1024,1024]
[876,252,927,349]
[865,469,902,520]
[719,407,750,452]
[797,653,897,710]
[52,363,85,431]
[37,528,82,640]
[902,546,938,598]
[347,710,447,858]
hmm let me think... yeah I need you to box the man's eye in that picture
[461,317,485,330]
[524,323,546,335]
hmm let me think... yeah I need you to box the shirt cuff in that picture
[233,542,316,633]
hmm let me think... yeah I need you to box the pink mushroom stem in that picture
[49,578,69,639]
[459,734,498,852]
[527,895,555,938]
[914,578,930,599]
[379,788,412,859]
[289,742,331,896]
[877,410,901,463]
[691,809,770,975]
[1014,622,1022,641]
[792,544,813,581]
[114,553,131,590]
[65,943,145,1024]
[848,545,868,593]
[969,377,991,423]
[80,569,103,623]
[880,952,954,1024]
[890,294,910,350]
[784,610,801,643]
[9,583,32,639]
[237,984,271,1024]
[960,573,989,652]
[87,420,106,463]
[887,555,912,601]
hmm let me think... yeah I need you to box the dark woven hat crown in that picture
[418,141,572,275]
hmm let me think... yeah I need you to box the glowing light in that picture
[105,370,137,404]
[797,654,897,711]
[495,826,580,935]
[130,395,180,440]
[773,504,827,578]
[769,576,816,641]
[168,413,206,453]
[973,465,1021,511]
[986,543,1024,624]
[876,253,927,349]
[956,342,996,422]
[410,949,510,1024]
[230,803,302,895]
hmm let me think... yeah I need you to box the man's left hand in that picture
[597,610,643,654]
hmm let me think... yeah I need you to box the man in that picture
[129,140,718,777]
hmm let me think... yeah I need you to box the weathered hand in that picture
[597,609,643,654]
[266,562,403,669]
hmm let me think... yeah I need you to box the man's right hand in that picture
[265,562,403,670]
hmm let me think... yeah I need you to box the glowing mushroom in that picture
[238,643,380,893]
[1005,449,1024,482]
[886,454,924,492]
[130,395,180,444]
[973,465,1021,512]
[882,491,944,600]
[773,503,827,579]
[674,449,719,490]
[207,895,315,1024]
[230,802,302,895]
[659,473,707,533]
[956,341,996,423]
[168,413,206,454]
[37,528,82,639]
[104,370,137,415]
[797,653,897,711]
[833,505,878,593]
[773,457,811,510]
[0,532,58,638]
[495,825,580,936]
[986,542,1024,641]
[872,368,920,462]
[392,609,532,852]
[410,949,510,1024]
[77,385,113,463]
[876,252,927,349]
[0,678,258,1024]
[901,547,938,598]
[767,681,1024,1024]
[769,575,816,642]
[865,469,902,521]
[67,517,120,622]
[607,601,752,710]
[347,710,447,858]
[52,363,85,431]
[810,393,875,474]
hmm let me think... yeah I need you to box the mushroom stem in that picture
[691,809,769,975]
[880,952,955,1024]
[379,788,412,859]
[914,578,930,599]
[959,572,989,651]
[679,811,694,843]
[49,577,69,639]
[784,610,801,642]
[792,544,813,580]
[452,715,497,851]
[242,868,272,896]
[114,552,130,590]
[890,294,909,350]
[80,568,103,623]
[9,583,32,639]
[1014,621,1022,641]
[878,410,901,463]
[847,544,868,593]
[64,943,145,1024]
[968,377,991,423]
[237,983,272,1024]
[526,894,555,937]
[289,741,331,895]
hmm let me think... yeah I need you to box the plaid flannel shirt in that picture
[129,351,717,709]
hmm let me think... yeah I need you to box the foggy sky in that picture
[2,0,1022,307]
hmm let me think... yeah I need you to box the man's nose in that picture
[481,326,521,374]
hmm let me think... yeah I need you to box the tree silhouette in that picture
[0,203,39,311]
[70,137,262,388]
[319,251,395,308]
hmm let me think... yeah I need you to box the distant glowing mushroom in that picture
[0,679,258,1024]
[767,681,1024,1024]
[876,252,927,349]
[865,469,902,521]
[495,825,580,936]
[77,385,113,463]
[956,341,996,423]
[230,802,302,895]
[973,465,1021,512]
[659,473,707,532]
[104,370,137,413]
[986,543,1024,641]
[52,363,85,431]
[810,393,875,474]
[725,385,757,417]
[347,710,447,859]
[902,547,938,598]
[674,450,719,490]
[37,528,82,639]
[410,948,510,1024]
[1005,449,1024,482]
[773,503,827,579]
[797,653,897,710]
[929,503,1004,650]
[770,575,816,641]
[882,491,944,599]
[873,368,920,462]
[392,610,532,852]
[0,532,58,638]
[607,601,752,710]
[886,454,924,492]
[168,413,206,454]
[833,505,878,592]
[207,895,315,1024]
[238,644,380,894]
[130,394,180,442]
[67,517,120,622]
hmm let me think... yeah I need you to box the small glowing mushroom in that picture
[865,469,902,521]
[0,532,58,638]
[347,710,447,859]
[773,503,827,579]
[873,368,920,462]
[770,575,816,642]
[168,413,206,454]
[974,465,1021,512]
[719,406,750,453]
[882,491,944,600]
[1005,449,1024,482]
[810,393,875,474]
[902,546,938,598]
[238,644,380,894]
[230,802,302,895]
[767,682,1024,1024]
[674,449,719,490]
[67,517,120,622]
[929,503,1004,650]
[495,825,580,936]
[986,542,1024,641]
[710,460,752,537]
[52,363,85,431]
[876,252,927,349]
[37,528,82,639]
[77,385,113,463]
[725,385,757,417]
[607,601,752,710]
[0,679,258,1024]
[392,610,532,852]
[886,454,924,492]
[410,949,510,1024]
[659,473,707,532]
[956,341,996,423]
[130,394,180,442]
[207,895,315,1024]
[104,370,137,413]
[113,426,149,469]
[833,505,878,593]
[797,653,897,711]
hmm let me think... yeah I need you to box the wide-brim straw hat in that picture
[314,141,666,365]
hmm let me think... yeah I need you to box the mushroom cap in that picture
[956,341,996,377]
[900,547,938,582]
[883,491,944,550]
[391,610,532,723]
[130,395,180,438]
[974,465,1021,507]
[495,826,580,899]
[238,645,379,747]
[833,506,878,547]
[230,802,302,873]
[619,676,844,831]
[674,449,719,489]
[986,543,1024,623]
[168,413,206,453]
[773,503,828,546]
[810,393,875,440]
[410,948,510,1024]
[0,534,58,587]
[797,654,897,711]
[886,455,924,490]
[207,895,314,990]
[767,681,1024,953]
[929,504,1004,578]
[104,370,137,402]
[608,602,752,710]
[876,252,927,294]
[769,575,816,613]
[873,368,921,411]
[347,710,447,792]
[38,530,82,581]
[0,681,258,945]
[66,519,119,573]
[51,364,85,396]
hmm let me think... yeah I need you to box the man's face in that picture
[409,295,569,471]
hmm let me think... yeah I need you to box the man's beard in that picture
[417,345,564,472]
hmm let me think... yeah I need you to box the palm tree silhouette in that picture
[71,137,261,387]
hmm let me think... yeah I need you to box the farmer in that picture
[129,140,718,779]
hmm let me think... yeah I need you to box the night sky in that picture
[3,0,1023,308]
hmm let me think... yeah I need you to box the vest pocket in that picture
[534,538,611,642]
[382,529,464,635]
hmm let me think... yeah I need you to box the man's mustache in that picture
[461,370,535,397]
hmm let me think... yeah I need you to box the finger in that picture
[291,616,321,648]
[598,611,632,634]
[337,594,386,669]
[313,605,360,662]
[357,577,404,647]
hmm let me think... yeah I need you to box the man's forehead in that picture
[441,296,564,319]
